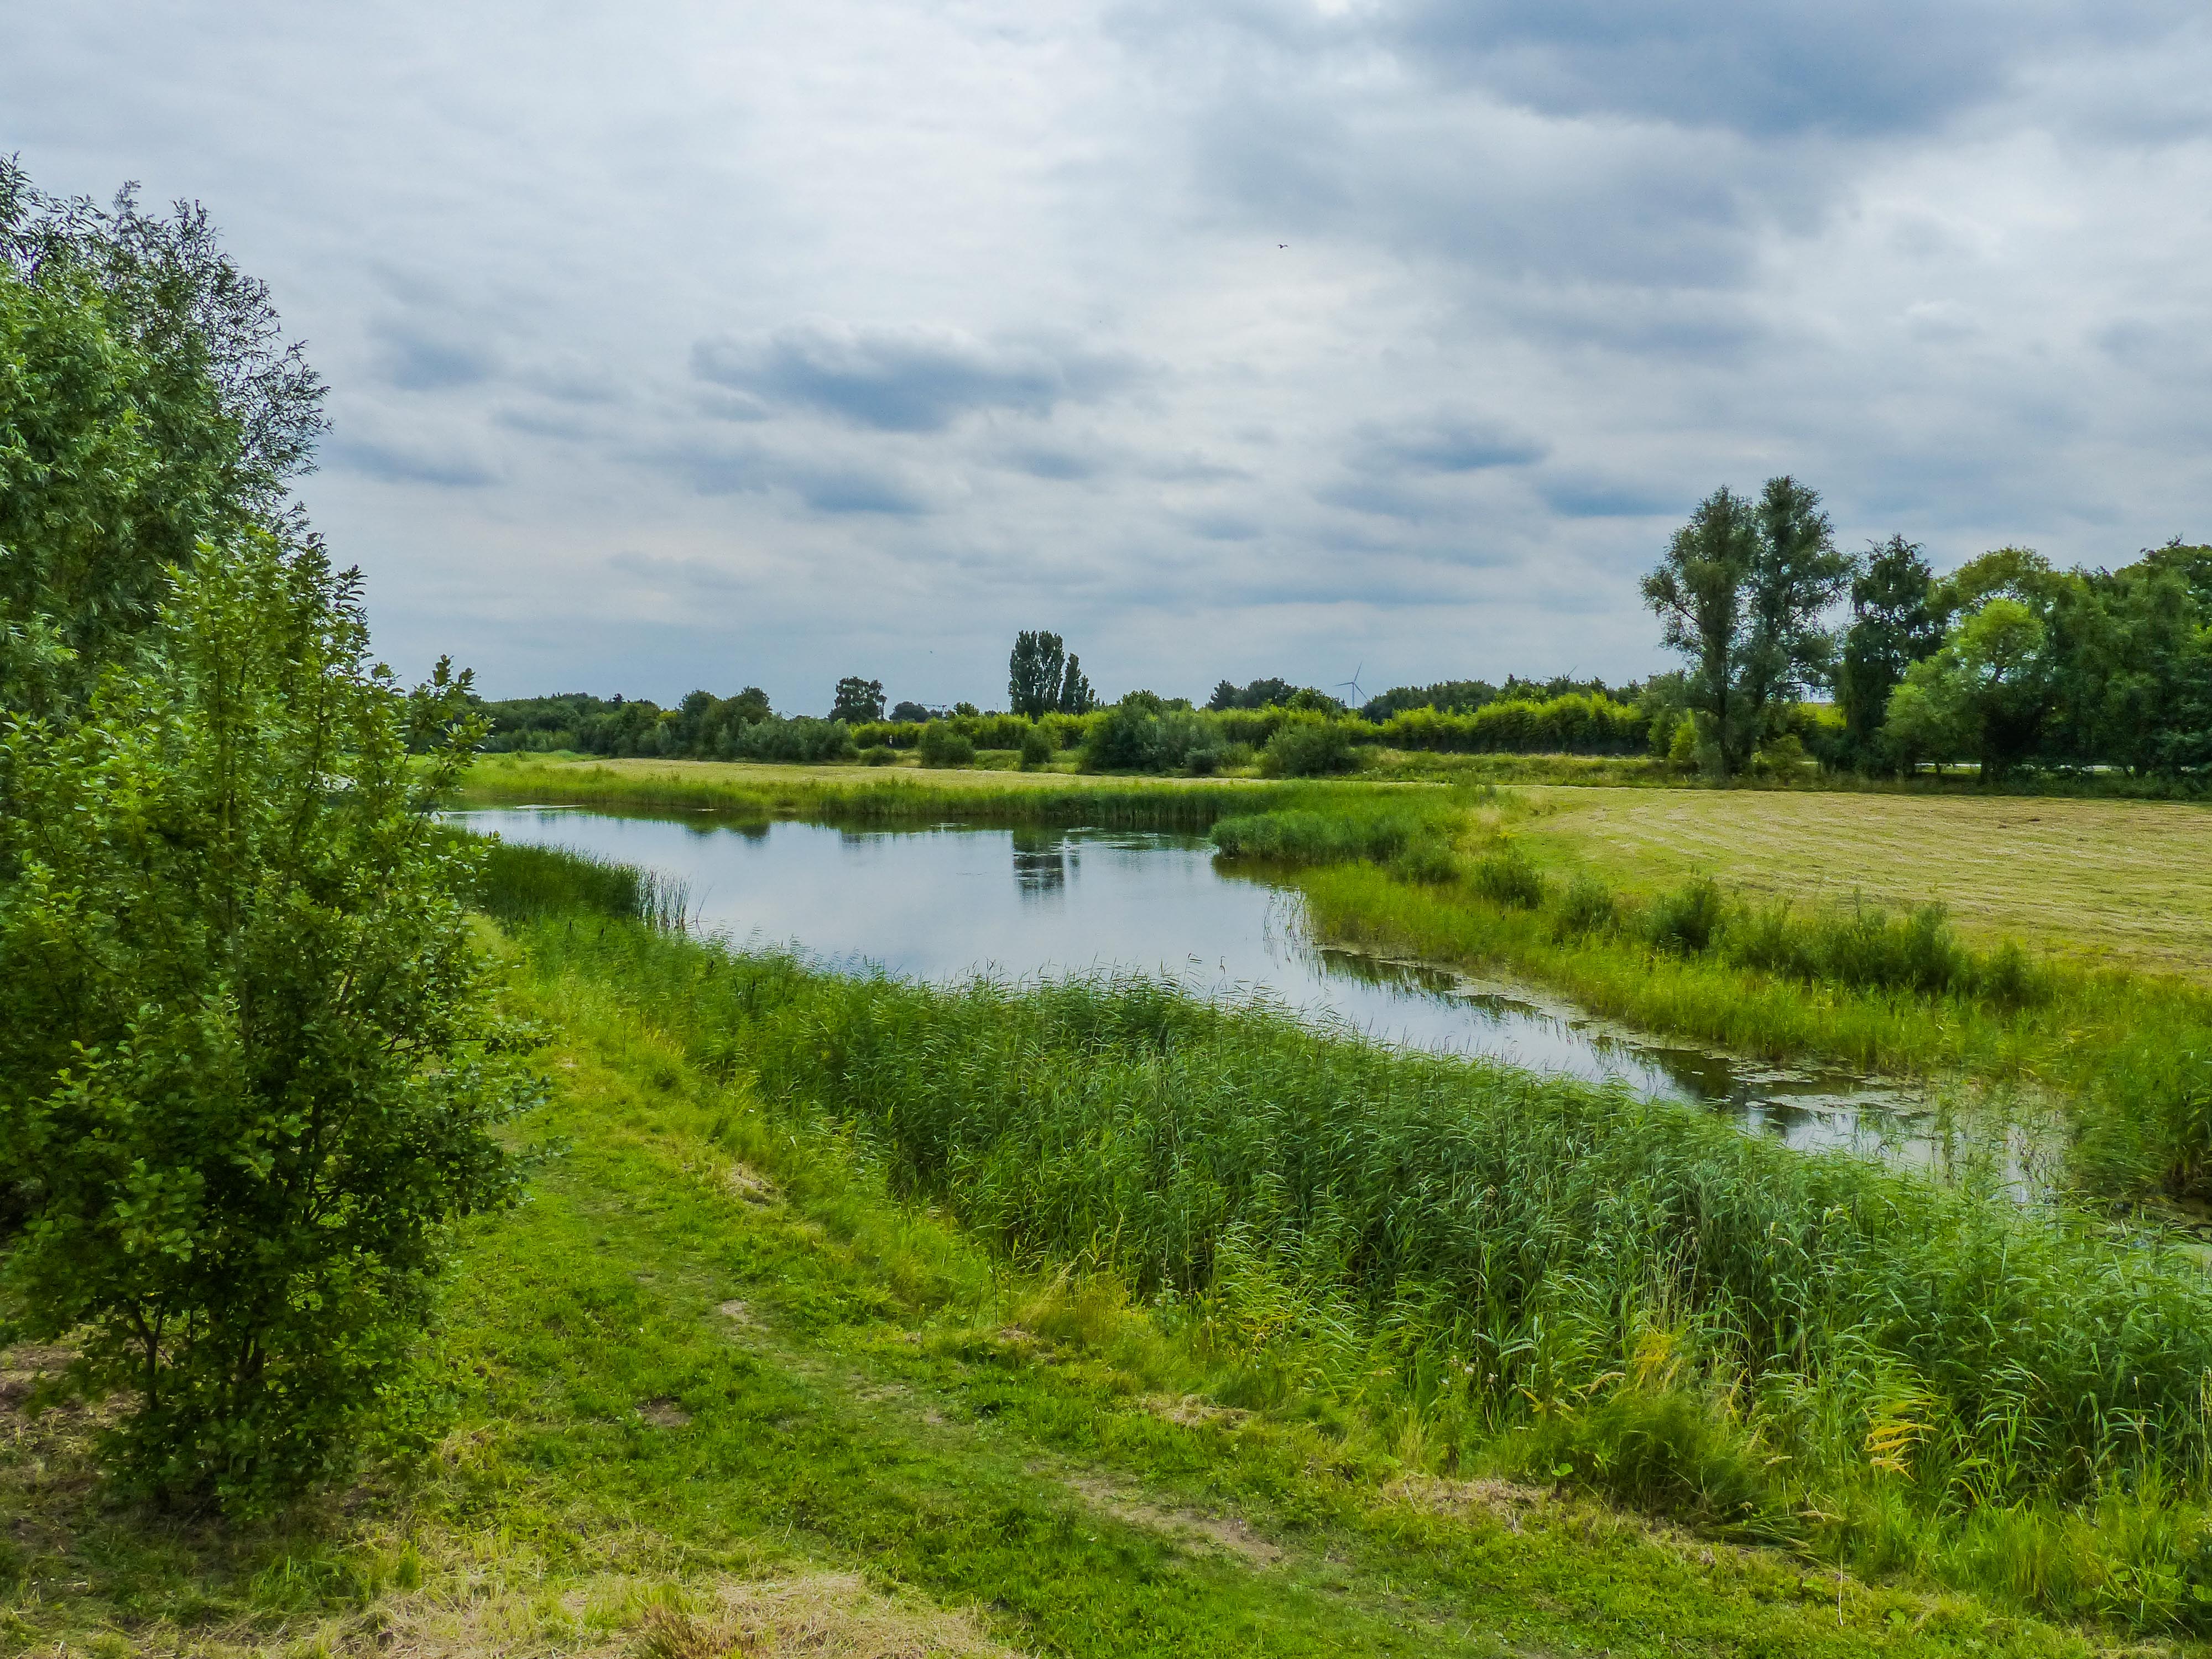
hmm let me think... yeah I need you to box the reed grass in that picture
[1296,862,2212,1200]
[456,752,1295,830]
[487,848,2212,1632]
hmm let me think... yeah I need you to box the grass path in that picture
[0,934,2103,1658]
[1518,786,2212,978]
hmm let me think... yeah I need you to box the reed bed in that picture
[1295,862,2212,1201]
[456,753,1307,830]
[490,844,2212,1630]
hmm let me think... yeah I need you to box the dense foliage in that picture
[0,166,529,1509]
[1642,477,1853,778]
[1872,542,2212,781]
[1007,629,1097,717]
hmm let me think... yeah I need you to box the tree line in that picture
[1643,477,2212,782]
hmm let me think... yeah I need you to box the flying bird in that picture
[1277,243,1288,248]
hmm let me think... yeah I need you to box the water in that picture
[453,806,1964,1166]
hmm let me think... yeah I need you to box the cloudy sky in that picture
[9,2,2210,711]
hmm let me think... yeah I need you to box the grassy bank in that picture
[4,864,2117,1659]
[466,853,2212,1636]
[457,752,1295,829]
[1288,855,2212,1199]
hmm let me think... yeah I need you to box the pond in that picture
[453,806,1975,1171]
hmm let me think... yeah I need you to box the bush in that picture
[0,534,535,1511]
[1553,873,1619,936]
[1260,720,1359,778]
[918,723,977,767]
[734,715,856,763]
[859,743,899,766]
[1081,702,1162,771]
[1647,876,1726,954]
[1019,725,1054,769]
[1472,842,1546,909]
[1389,838,1460,884]
[1378,694,1646,755]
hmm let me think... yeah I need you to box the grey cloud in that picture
[326,430,500,488]
[369,317,500,391]
[1313,479,1449,523]
[1536,474,1681,519]
[1181,510,1263,541]
[997,443,1102,481]
[655,439,936,517]
[1379,1,2197,139]
[690,318,1141,432]
[1347,413,1547,474]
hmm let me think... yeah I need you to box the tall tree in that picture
[830,675,884,723]
[1740,477,1853,757]
[1008,630,1068,719]
[1641,486,1760,775]
[1645,479,1856,777]
[1056,651,1097,714]
[1837,535,1943,763]
[0,160,326,690]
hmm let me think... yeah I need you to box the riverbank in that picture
[3,886,2109,1659]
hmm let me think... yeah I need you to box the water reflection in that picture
[452,807,1995,1176]
[1011,830,1070,898]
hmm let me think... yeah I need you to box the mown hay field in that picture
[1518,786,2212,980]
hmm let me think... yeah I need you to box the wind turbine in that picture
[1335,662,1367,707]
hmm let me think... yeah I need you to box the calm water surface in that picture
[455,806,1973,1168]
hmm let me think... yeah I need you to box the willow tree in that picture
[1642,477,1852,777]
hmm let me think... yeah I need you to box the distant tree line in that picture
[1644,477,2212,782]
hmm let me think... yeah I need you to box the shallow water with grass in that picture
[448,806,1985,1168]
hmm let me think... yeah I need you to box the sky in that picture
[7,1,2211,712]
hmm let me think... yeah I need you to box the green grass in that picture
[1290,855,2212,1202]
[6,897,2117,1659]
[457,874,2212,1637]
[458,752,1306,830]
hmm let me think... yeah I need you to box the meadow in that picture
[1512,787,2212,982]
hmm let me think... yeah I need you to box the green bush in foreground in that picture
[0,536,536,1512]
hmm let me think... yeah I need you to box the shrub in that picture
[1389,838,1460,885]
[859,743,899,766]
[0,535,535,1511]
[1082,702,1165,771]
[1019,725,1053,769]
[1667,717,1699,774]
[1260,720,1359,778]
[1553,873,1619,936]
[1647,876,1726,954]
[734,715,856,763]
[918,723,977,768]
[1183,740,1228,776]
[1472,842,1546,909]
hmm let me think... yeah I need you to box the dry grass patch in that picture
[1520,786,2212,978]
